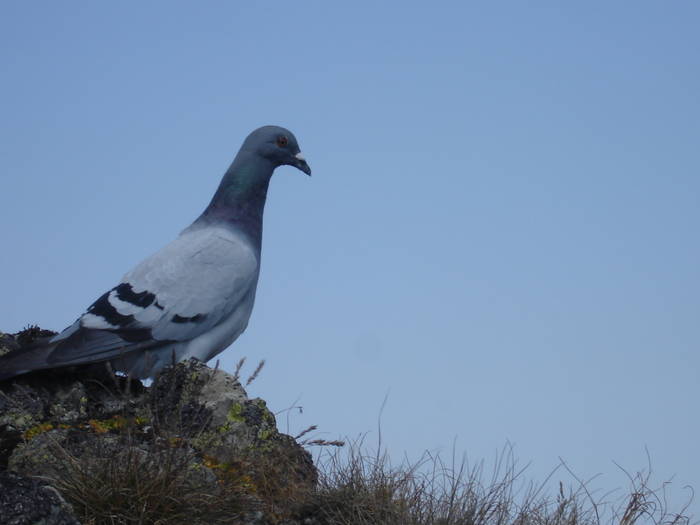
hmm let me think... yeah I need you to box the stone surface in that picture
[0,332,21,358]
[150,359,317,488]
[0,470,81,525]
[0,330,318,524]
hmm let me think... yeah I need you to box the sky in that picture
[1,1,699,519]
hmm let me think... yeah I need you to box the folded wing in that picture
[1,227,259,376]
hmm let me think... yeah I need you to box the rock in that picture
[0,364,147,469]
[0,330,318,524]
[151,360,285,462]
[0,332,20,358]
[150,359,318,504]
[0,470,81,525]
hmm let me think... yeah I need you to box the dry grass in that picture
[20,359,693,525]
[38,422,696,525]
[47,425,254,525]
[44,427,695,525]
[303,438,695,525]
[33,361,265,525]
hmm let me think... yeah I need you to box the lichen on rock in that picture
[0,470,80,525]
[0,329,318,524]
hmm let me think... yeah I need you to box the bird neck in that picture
[197,151,275,250]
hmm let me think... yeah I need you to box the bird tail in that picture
[0,328,171,381]
[0,337,59,381]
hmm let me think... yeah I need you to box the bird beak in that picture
[292,152,312,176]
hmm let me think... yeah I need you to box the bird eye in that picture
[276,135,288,147]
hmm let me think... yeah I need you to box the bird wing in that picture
[45,225,259,366]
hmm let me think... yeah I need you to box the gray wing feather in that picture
[122,226,259,341]
[49,328,166,365]
[46,226,259,365]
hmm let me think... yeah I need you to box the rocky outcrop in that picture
[0,470,80,525]
[0,328,317,525]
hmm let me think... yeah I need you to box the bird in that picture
[0,125,311,381]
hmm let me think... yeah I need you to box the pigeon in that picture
[0,125,311,380]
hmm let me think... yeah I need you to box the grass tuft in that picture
[301,438,695,525]
[48,425,253,525]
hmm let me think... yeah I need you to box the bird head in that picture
[242,125,311,176]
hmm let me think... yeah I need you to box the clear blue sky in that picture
[2,2,698,517]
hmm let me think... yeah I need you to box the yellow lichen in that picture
[227,402,245,423]
[85,415,147,434]
[88,419,109,433]
[23,422,54,440]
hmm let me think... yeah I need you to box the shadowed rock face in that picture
[0,327,317,524]
[0,471,80,525]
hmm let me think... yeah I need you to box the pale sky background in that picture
[1,2,698,519]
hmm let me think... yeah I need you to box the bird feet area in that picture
[0,327,317,525]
